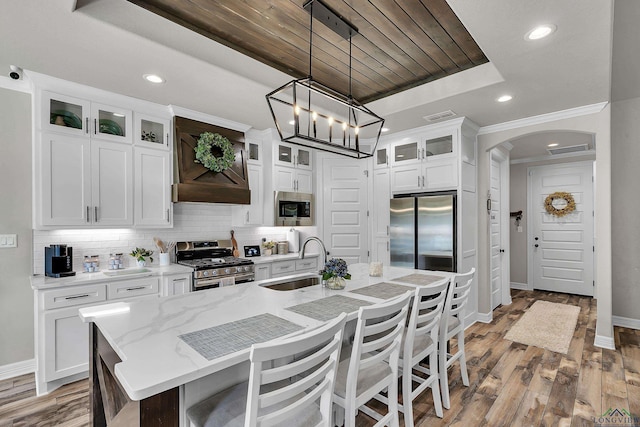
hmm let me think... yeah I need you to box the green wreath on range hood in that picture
[194,132,236,172]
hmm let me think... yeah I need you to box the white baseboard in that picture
[594,334,616,350]
[612,315,640,330]
[0,358,35,381]
[510,282,529,290]
[476,312,493,324]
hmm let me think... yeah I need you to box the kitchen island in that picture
[80,264,452,426]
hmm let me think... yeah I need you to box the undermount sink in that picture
[102,268,152,277]
[260,274,322,291]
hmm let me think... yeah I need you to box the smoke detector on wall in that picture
[547,144,590,155]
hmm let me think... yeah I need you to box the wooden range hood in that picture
[172,116,250,204]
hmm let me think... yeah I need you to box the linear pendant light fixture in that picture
[266,0,385,159]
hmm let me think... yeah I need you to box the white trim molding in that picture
[476,312,493,324]
[510,282,529,290]
[613,315,640,330]
[0,358,35,381]
[594,334,616,350]
[477,102,608,135]
[0,75,32,93]
[169,105,251,132]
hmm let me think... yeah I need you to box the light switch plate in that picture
[0,234,17,248]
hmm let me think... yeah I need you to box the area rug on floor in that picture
[504,300,580,354]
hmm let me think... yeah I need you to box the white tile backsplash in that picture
[33,203,318,274]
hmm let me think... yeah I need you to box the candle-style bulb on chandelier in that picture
[266,0,385,159]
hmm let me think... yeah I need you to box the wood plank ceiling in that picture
[127,0,488,103]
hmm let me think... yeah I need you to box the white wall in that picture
[611,96,640,323]
[0,87,34,366]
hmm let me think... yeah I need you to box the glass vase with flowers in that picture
[321,258,351,290]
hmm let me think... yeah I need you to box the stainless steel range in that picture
[175,240,254,291]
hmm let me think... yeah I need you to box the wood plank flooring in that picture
[1,289,638,426]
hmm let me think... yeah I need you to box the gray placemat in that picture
[350,282,415,299]
[285,295,373,321]
[179,313,303,361]
[393,273,447,286]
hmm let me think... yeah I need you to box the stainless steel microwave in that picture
[274,191,313,226]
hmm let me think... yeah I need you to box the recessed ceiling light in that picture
[381,127,389,133]
[143,74,165,84]
[525,24,556,41]
[547,143,559,147]
[497,95,513,103]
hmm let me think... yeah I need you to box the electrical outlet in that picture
[517,226,523,233]
[0,234,17,248]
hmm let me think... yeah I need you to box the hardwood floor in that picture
[1,290,638,426]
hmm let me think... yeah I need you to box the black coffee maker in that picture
[45,245,76,278]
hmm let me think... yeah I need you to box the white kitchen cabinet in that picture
[390,132,458,194]
[134,112,171,150]
[271,259,296,277]
[91,140,134,226]
[254,264,271,281]
[42,91,90,137]
[35,82,176,229]
[37,133,133,227]
[373,146,390,169]
[295,257,319,273]
[162,273,192,296]
[274,166,312,193]
[107,276,160,300]
[372,169,390,265]
[232,164,264,226]
[35,276,163,395]
[134,147,172,227]
[38,132,91,227]
[90,102,132,144]
[43,306,91,382]
[274,142,312,170]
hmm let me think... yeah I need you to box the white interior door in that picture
[529,162,594,296]
[322,157,368,265]
[490,152,503,309]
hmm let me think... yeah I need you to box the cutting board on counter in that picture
[230,230,239,257]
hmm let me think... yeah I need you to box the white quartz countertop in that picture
[30,264,194,290]
[80,264,451,401]
[242,252,319,264]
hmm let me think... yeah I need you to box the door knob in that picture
[499,249,505,253]
[534,237,539,241]
[534,244,539,248]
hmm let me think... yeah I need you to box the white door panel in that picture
[530,163,594,296]
[322,158,368,264]
[490,155,503,309]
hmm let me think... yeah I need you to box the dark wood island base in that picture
[89,323,179,426]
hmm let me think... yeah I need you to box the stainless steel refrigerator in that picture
[390,192,456,272]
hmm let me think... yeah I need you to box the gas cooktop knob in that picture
[202,271,209,277]
[211,270,218,276]
[225,268,231,274]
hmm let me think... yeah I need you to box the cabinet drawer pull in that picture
[125,286,146,291]
[95,206,99,222]
[86,206,91,223]
[167,209,170,223]
[65,294,90,300]
[85,117,89,134]
[94,118,97,135]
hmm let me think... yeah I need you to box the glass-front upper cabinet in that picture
[275,142,312,170]
[374,146,389,169]
[134,113,170,150]
[91,102,132,143]
[392,141,419,165]
[42,91,90,136]
[424,135,453,158]
[246,139,262,164]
